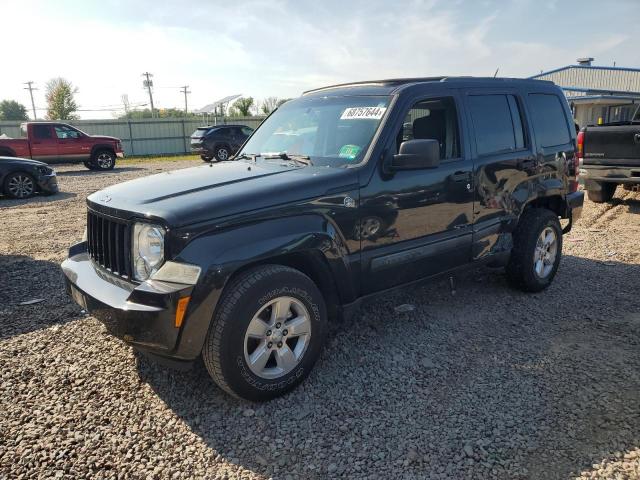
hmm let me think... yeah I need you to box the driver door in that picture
[359,92,475,294]
[55,124,89,161]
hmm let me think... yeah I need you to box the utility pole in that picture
[23,81,37,120]
[142,72,155,118]
[180,85,191,116]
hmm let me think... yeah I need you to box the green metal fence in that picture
[0,117,266,157]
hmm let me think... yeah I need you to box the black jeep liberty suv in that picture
[63,77,584,401]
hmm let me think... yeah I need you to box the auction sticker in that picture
[341,106,387,120]
[339,144,362,159]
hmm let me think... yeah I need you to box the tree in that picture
[277,98,292,108]
[0,100,28,120]
[260,97,280,115]
[117,108,199,120]
[232,97,254,117]
[45,77,79,120]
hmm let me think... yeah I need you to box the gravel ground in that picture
[1,159,639,479]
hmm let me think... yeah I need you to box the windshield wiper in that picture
[234,153,260,161]
[262,152,313,166]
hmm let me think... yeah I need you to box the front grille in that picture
[87,210,131,278]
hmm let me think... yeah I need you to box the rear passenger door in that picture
[525,92,575,183]
[463,89,535,261]
[29,124,59,160]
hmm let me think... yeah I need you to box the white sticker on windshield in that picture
[340,106,387,120]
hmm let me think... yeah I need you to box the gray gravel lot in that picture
[1,159,639,479]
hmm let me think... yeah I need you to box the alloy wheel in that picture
[96,153,114,169]
[243,296,312,379]
[7,174,35,198]
[533,226,558,279]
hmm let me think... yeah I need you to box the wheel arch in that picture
[0,147,16,157]
[172,215,355,359]
[91,144,116,158]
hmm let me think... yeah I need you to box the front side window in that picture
[55,125,82,139]
[239,95,390,167]
[528,93,571,147]
[397,96,460,159]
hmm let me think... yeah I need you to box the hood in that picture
[87,160,358,227]
[0,156,48,167]
[90,135,119,142]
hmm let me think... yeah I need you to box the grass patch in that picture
[120,154,200,165]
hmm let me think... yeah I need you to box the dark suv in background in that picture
[64,77,583,401]
[190,124,254,162]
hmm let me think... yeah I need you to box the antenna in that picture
[493,68,499,78]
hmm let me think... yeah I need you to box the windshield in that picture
[239,95,390,167]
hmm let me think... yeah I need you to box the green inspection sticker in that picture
[338,144,362,159]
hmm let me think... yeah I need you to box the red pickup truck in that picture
[0,122,124,170]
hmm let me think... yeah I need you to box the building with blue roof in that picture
[530,58,640,127]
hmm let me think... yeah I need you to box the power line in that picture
[23,81,37,120]
[180,85,191,114]
[142,72,155,118]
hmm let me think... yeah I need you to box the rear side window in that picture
[32,124,53,139]
[468,95,525,156]
[528,94,571,147]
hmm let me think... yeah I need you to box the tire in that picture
[213,145,231,162]
[92,150,116,170]
[202,264,327,401]
[4,171,36,199]
[200,154,213,162]
[83,160,97,170]
[587,182,617,203]
[506,208,562,292]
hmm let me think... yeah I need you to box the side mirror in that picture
[391,139,440,170]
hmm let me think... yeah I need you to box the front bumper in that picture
[37,173,59,194]
[62,242,194,358]
[580,165,640,187]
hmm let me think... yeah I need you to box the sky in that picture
[1,0,639,119]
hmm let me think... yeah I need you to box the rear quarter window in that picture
[527,94,571,147]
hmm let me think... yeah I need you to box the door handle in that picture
[634,133,640,144]
[450,171,471,182]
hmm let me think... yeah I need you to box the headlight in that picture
[133,223,165,281]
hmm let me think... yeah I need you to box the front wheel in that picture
[506,208,562,292]
[92,150,116,170]
[4,172,36,199]
[202,265,327,401]
[587,182,617,203]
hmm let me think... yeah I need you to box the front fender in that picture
[171,214,355,359]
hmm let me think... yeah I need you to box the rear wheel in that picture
[506,208,562,292]
[214,145,230,162]
[587,182,617,203]
[83,160,97,170]
[92,150,116,170]
[202,265,327,401]
[4,172,36,199]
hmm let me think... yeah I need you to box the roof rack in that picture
[302,76,551,95]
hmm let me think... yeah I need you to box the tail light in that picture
[576,130,584,164]
[569,130,584,193]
